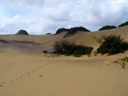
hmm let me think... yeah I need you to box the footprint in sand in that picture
[36,67,39,70]
[19,75,24,79]
[32,69,36,71]
[0,85,3,87]
[0,82,7,87]
[11,80,14,82]
[1,82,6,84]
[11,77,19,82]
[27,72,31,75]
[0,82,6,87]
[39,74,43,77]
[27,70,35,75]
[40,65,45,68]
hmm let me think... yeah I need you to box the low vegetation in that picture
[53,40,93,57]
[16,29,29,35]
[97,35,128,55]
[119,21,128,27]
[55,28,69,35]
[99,25,117,31]
[42,50,48,54]
[113,56,128,69]
[46,33,52,35]
[55,26,90,37]
[64,26,90,38]
[0,39,8,43]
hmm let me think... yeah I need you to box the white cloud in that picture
[0,0,46,9]
[0,0,128,34]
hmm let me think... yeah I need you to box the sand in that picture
[0,50,128,96]
[0,26,128,96]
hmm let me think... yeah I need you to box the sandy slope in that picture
[0,26,128,96]
[0,25,127,48]
[0,51,128,96]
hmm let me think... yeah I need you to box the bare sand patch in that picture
[0,51,128,96]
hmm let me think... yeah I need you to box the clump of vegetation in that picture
[16,29,29,35]
[42,50,48,54]
[119,21,128,27]
[55,28,69,35]
[46,33,52,35]
[99,25,117,31]
[93,51,98,56]
[113,56,128,69]
[53,40,93,57]
[0,39,8,43]
[97,35,128,55]
[55,26,90,37]
[64,26,90,38]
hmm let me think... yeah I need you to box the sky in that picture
[0,0,128,35]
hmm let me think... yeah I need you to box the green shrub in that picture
[72,45,93,57]
[97,35,128,55]
[53,40,75,54]
[42,50,48,54]
[55,28,69,35]
[16,29,29,35]
[64,26,90,38]
[53,40,93,57]
[99,25,117,31]
[46,33,52,35]
[55,27,90,37]
[119,21,128,27]
[113,56,128,69]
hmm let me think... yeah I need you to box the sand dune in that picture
[0,25,128,49]
[0,51,128,96]
[0,26,128,96]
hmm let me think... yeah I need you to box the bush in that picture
[99,25,117,31]
[55,26,90,37]
[113,56,128,69]
[16,29,29,35]
[55,28,69,35]
[46,33,52,35]
[73,46,93,57]
[42,50,48,54]
[119,21,128,27]
[64,26,90,38]
[53,40,93,57]
[97,35,128,55]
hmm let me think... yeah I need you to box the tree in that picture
[99,25,117,31]
[16,29,29,35]
[55,28,69,35]
[119,21,128,27]
[64,26,90,38]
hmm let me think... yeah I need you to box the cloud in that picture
[0,0,46,9]
[0,0,128,34]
